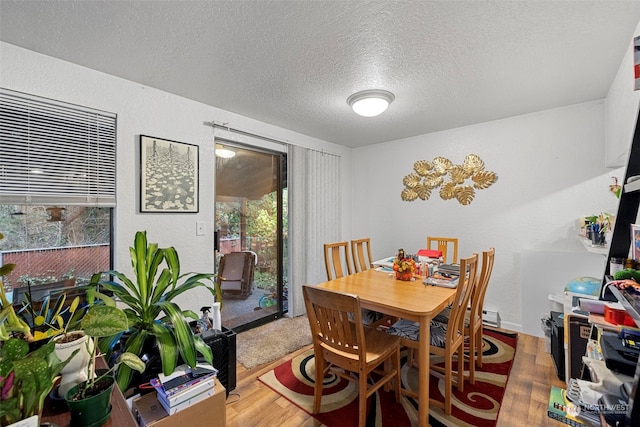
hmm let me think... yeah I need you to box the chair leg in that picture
[469,328,476,385]
[393,348,401,402]
[358,376,368,427]
[444,354,452,415]
[456,347,465,393]
[477,326,484,367]
[313,350,325,414]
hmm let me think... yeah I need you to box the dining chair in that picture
[303,285,401,427]
[386,253,479,415]
[351,237,397,328]
[351,237,374,273]
[427,236,459,264]
[432,247,495,384]
[466,247,495,382]
[323,241,353,280]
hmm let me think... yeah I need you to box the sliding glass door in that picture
[215,141,287,332]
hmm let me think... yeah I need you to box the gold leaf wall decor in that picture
[403,173,422,188]
[456,185,475,205]
[413,160,432,176]
[401,153,497,205]
[472,170,498,189]
[401,187,418,201]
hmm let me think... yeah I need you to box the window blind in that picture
[288,145,341,316]
[0,88,116,206]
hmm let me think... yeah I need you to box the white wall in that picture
[351,101,625,332]
[0,42,353,315]
[605,20,640,167]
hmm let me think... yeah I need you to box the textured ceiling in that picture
[2,1,640,148]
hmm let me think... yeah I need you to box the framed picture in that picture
[140,135,199,213]
[632,224,640,261]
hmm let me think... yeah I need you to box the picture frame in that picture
[632,223,640,261]
[140,135,199,213]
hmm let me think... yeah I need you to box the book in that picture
[437,263,460,274]
[155,376,216,407]
[423,273,459,288]
[156,382,215,415]
[547,386,594,427]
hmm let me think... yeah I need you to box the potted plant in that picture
[15,288,94,398]
[1,240,78,427]
[94,231,220,392]
[63,302,144,427]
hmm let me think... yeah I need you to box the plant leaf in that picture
[156,301,197,367]
[119,352,145,374]
[151,322,178,376]
[80,305,129,337]
[117,329,148,392]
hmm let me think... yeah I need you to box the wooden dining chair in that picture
[351,237,374,273]
[466,247,495,382]
[386,253,479,415]
[303,285,401,427]
[432,248,495,384]
[323,241,353,280]
[427,236,459,264]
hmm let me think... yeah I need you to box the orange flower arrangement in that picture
[393,257,416,281]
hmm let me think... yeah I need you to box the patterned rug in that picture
[258,328,517,426]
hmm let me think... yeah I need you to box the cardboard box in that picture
[133,377,226,427]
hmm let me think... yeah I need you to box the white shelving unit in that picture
[578,237,609,255]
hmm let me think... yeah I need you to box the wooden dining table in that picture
[317,268,456,427]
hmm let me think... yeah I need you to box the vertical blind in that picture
[0,88,117,206]
[288,145,341,316]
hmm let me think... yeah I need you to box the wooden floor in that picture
[225,330,567,427]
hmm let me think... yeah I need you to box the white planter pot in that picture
[53,331,95,398]
[6,415,38,427]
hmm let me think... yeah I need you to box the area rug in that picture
[258,328,517,426]
[236,315,312,369]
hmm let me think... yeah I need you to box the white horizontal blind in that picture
[0,88,117,206]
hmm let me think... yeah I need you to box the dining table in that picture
[317,268,457,427]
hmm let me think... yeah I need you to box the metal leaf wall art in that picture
[401,154,497,205]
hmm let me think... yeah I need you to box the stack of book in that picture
[437,263,460,275]
[152,363,218,415]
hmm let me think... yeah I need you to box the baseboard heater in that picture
[483,309,500,327]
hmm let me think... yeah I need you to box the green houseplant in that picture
[64,302,145,427]
[0,232,78,426]
[95,231,220,392]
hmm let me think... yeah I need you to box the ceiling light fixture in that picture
[215,144,236,159]
[347,89,395,117]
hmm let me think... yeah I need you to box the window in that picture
[0,89,116,296]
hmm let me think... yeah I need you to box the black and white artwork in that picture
[140,135,199,213]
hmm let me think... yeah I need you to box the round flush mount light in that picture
[215,144,236,159]
[347,89,395,117]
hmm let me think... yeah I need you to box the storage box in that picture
[133,377,226,427]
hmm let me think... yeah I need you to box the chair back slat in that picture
[447,253,478,343]
[427,236,459,264]
[303,285,363,357]
[469,248,496,323]
[324,241,353,280]
[351,238,374,273]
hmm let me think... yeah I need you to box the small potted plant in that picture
[0,243,78,427]
[63,302,145,427]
